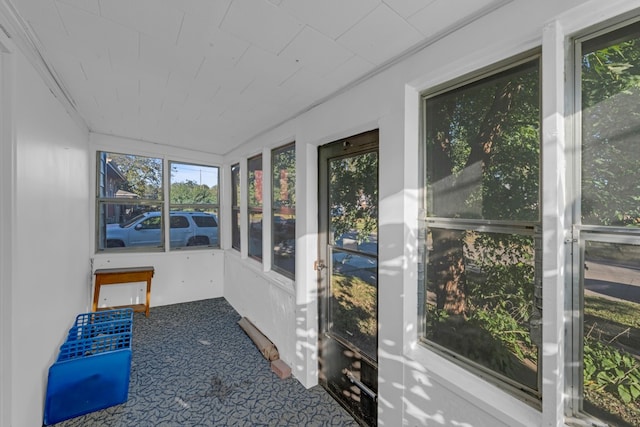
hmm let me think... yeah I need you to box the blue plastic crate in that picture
[43,310,134,426]
[72,308,133,327]
[67,318,132,341]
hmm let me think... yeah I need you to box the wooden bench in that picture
[93,266,155,317]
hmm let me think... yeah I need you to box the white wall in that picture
[90,133,225,308]
[0,30,14,427]
[11,48,90,427]
[225,252,296,368]
[222,1,633,426]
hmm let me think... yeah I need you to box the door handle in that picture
[314,260,327,271]
[344,369,377,401]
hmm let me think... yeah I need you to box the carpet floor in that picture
[52,298,358,426]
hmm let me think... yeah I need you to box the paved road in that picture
[584,260,640,304]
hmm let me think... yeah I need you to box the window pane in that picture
[98,152,162,200]
[331,248,377,360]
[581,23,640,227]
[231,163,241,207]
[248,155,263,208]
[329,152,378,254]
[583,241,640,426]
[248,155,263,261]
[425,60,540,221]
[248,210,262,260]
[170,162,219,204]
[97,203,163,250]
[168,208,219,249]
[272,144,295,277]
[232,208,241,251]
[424,228,539,392]
[231,164,241,251]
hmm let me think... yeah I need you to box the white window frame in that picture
[418,51,543,405]
[271,142,296,279]
[564,11,640,427]
[168,161,220,250]
[95,150,221,253]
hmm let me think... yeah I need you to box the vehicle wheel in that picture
[106,240,125,248]
[187,236,209,246]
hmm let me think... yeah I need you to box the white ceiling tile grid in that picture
[8,0,512,154]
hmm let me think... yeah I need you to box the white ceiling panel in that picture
[204,28,250,64]
[382,0,435,19]
[139,34,204,80]
[30,19,101,63]
[175,9,219,53]
[279,67,336,102]
[174,0,231,26]
[98,0,185,45]
[14,0,64,29]
[58,0,99,15]
[220,0,303,55]
[6,0,512,154]
[56,1,139,64]
[337,4,423,65]
[408,0,505,38]
[278,26,354,77]
[323,55,375,88]
[278,0,379,40]
[235,45,299,86]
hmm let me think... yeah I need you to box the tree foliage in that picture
[272,145,296,210]
[579,28,640,425]
[329,152,378,244]
[110,153,162,200]
[424,58,541,388]
[581,35,640,226]
[170,179,218,205]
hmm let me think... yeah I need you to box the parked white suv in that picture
[106,211,218,249]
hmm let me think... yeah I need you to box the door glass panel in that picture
[330,249,378,360]
[329,152,378,254]
[583,241,640,426]
[327,151,378,361]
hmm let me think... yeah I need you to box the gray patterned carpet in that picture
[53,298,358,426]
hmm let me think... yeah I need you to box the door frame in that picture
[317,129,379,426]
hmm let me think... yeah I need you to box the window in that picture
[568,20,640,426]
[96,152,220,252]
[248,154,263,261]
[96,152,163,251]
[169,162,220,249]
[231,163,241,251]
[420,55,542,400]
[271,143,295,278]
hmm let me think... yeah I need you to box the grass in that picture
[330,273,377,357]
[584,294,640,426]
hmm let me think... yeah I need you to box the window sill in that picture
[224,250,295,295]
[406,344,541,427]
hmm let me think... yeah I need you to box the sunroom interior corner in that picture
[2,0,640,426]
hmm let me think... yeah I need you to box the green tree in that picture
[424,59,541,387]
[109,153,162,200]
[426,60,540,315]
[329,152,378,244]
[170,180,218,204]
[581,36,640,226]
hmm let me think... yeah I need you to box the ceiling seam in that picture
[0,0,88,133]
[227,0,514,155]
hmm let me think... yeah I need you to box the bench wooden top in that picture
[94,266,155,275]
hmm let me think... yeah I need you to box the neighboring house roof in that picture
[115,189,139,199]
